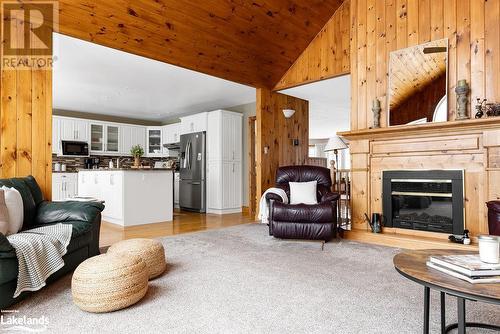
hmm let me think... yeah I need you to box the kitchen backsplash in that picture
[52,154,178,172]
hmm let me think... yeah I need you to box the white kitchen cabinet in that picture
[106,125,120,153]
[180,112,207,134]
[54,116,151,157]
[52,117,60,154]
[77,172,93,198]
[162,123,181,145]
[222,162,242,210]
[206,110,243,214]
[174,172,180,208]
[121,125,146,155]
[146,127,163,157]
[58,117,89,142]
[78,170,173,226]
[102,172,124,221]
[74,120,89,142]
[52,173,78,201]
[206,162,222,209]
[90,123,104,152]
[90,122,121,155]
[222,112,242,162]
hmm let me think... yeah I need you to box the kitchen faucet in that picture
[116,157,125,169]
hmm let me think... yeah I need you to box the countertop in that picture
[77,168,175,172]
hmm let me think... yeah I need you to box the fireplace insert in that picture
[382,170,464,234]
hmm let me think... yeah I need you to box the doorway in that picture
[279,75,352,229]
[248,116,257,218]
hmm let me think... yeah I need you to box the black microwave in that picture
[61,140,89,156]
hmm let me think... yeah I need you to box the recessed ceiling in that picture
[57,0,345,88]
[53,33,256,122]
[280,75,350,139]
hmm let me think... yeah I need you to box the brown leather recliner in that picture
[266,165,340,241]
[487,201,500,236]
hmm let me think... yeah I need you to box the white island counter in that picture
[78,169,173,226]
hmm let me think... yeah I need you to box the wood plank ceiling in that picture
[57,0,345,88]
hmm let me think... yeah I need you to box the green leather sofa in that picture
[0,176,104,309]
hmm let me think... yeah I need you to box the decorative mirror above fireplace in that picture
[388,39,448,126]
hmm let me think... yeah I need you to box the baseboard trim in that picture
[207,208,242,215]
[344,229,478,251]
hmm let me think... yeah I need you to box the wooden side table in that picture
[394,249,500,334]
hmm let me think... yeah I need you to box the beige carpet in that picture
[9,224,500,333]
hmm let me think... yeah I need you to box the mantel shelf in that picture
[338,117,500,140]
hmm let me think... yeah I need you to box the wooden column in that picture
[0,3,53,199]
[255,89,309,206]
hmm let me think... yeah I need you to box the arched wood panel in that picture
[273,0,351,91]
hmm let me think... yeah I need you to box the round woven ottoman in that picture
[72,254,148,313]
[108,238,166,280]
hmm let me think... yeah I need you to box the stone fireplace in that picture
[382,170,464,234]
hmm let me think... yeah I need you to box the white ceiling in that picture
[52,33,256,122]
[280,75,351,139]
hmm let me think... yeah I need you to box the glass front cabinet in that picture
[147,128,162,156]
[90,123,120,154]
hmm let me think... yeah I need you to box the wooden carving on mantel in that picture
[455,80,469,120]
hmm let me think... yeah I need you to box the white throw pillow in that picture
[289,181,318,205]
[2,186,24,235]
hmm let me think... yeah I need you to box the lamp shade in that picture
[324,135,348,152]
[282,109,296,118]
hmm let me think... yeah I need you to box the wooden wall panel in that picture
[0,7,52,199]
[350,0,500,130]
[273,1,350,91]
[255,89,308,199]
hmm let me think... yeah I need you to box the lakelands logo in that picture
[1,0,58,70]
[0,310,49,332]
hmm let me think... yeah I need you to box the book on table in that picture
[426,254,500,284]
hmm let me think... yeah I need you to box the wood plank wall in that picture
[350,0,500,130]
[0,7,53,199]
[273,0,350,91]
[256,89,309,199]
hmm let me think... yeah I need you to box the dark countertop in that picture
[77,168,175,172]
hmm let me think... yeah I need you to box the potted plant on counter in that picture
[130,145,144,168]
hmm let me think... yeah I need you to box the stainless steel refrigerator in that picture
[179,131,206,213]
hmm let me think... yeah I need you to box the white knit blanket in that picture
[7,224,72,298]
[258,188,288,224]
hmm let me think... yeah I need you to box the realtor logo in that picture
[0,309,49,332]
[1,0,57,69]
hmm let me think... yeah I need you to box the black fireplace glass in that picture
[382,170,464,235]
[391,180,453,233]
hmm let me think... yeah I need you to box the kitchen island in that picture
[78,169,173,226]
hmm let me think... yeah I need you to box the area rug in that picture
[9,224,500,333]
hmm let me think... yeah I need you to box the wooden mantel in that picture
[341,118,500,249]
[339,117,500,141]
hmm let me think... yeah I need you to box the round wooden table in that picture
[393,249,500,334]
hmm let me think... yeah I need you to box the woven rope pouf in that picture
[107,238,167,280]
[72,254,148,313]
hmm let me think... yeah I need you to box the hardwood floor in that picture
[99,210,256,247]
